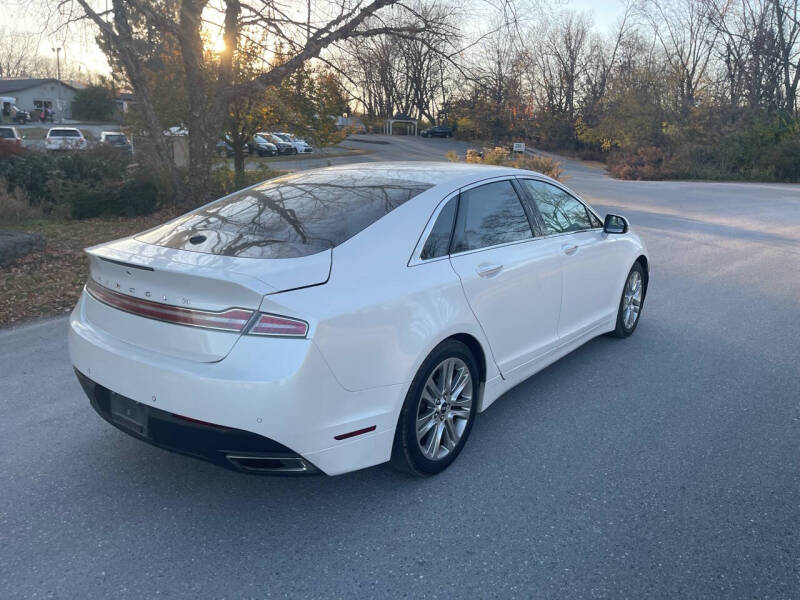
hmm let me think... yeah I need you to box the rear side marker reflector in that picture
[334,425,377,441]
[86,279,253,332]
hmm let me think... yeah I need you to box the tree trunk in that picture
[109,0,183,201]
[233,131,246,187]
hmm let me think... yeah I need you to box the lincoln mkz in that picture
[69,163,649,476]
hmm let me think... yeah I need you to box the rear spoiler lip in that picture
[97,256,154,271]
[85,237,332,297]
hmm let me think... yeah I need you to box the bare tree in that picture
[0,28,45,78]
[58,0,446,203]
[771,0,800,111]
[639,0,718,112]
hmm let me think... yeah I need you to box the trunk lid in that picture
[83,237,330,362]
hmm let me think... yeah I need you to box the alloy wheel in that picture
[622,269,643,329]
[415,357,473,461]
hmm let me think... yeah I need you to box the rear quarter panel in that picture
[259,188,500,393]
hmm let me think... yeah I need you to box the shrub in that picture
[0,140,27,158]
[482,147,511,165]
[0,147,132,206]
[465,148,483,163]
[0,149,165,219]
[607,146,670,180]
[450,147,565,181]
[63,181,113,220]
[62,173,160,220]
[510,154,565,181]
[208,165,285,198]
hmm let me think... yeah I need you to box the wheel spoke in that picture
[443,418,458,450]
[417,412,436,438]
[426,422,444,458]
[443,360,455,394]
[424,378,442,400]
[450,407,470,421]
[451,368,470,398]
[450,396,472,407]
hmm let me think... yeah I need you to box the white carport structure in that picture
[384,117,418,136]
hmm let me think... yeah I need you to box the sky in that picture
[566,0,626,30]
[0,0,628,80]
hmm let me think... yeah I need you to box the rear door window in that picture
[136,170,434,259]
[451,180,533,253]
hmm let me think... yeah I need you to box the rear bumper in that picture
[75,369,319,475]
[69,292,403,475]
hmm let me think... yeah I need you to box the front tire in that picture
[612,262,645,338]
[391,340,479,476]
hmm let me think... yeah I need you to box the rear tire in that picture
[611,262,645,338]
[391,340,479,476]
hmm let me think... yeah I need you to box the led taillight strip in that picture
[85,278,254,332]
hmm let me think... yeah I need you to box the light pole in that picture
[52,47,62,123]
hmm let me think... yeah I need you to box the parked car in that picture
[1,96,30,124]
[273,132,313,153]
[12,107,30,124]
[0,126,23,146]
[216,135,249,158]
[45,127,88,151]
[69,162,649,477]
[261,132,296,155]
[247,134,278,157]
[421,125,453,138]
[100,131,132,153]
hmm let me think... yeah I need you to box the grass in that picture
[0,211,176,327]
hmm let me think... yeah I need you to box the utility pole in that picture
[52,47,62,123]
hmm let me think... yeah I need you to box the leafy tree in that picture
[71,83,116,121]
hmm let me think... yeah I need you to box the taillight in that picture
[85,278,308,338]
[85,278,253,332]
[247,313,308,337]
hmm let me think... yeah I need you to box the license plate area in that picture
[109,392,148,436]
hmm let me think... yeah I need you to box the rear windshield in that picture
[105,134,126,143]
[50,129,80,137]
[136,170,434,258]
[0,128,14,139]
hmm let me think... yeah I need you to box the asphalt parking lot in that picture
[1,136,798,598]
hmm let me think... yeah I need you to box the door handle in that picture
[476,263,503,278]
[562,244,579,255]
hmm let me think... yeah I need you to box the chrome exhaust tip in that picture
[225,454,318,475]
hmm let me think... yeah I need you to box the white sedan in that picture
[69,163,649,476]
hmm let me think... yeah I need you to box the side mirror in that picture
[604,214,629,234]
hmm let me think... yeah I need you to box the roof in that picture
[309,161,549,187]
[0,78,79,94]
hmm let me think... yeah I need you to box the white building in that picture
[0,78,79,120]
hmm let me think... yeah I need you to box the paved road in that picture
[2,136,799,598]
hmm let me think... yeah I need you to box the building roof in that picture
[0,78,79,94]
